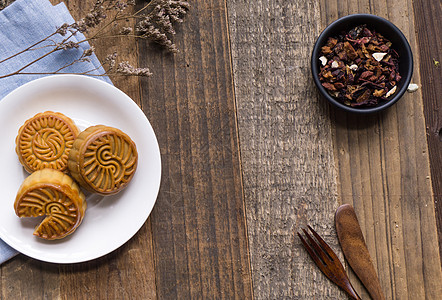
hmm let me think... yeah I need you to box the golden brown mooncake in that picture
[14,168,87,240]
[68,125,138,195]
[16,111,79,173]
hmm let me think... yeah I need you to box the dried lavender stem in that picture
[87,34,149,40]
[131,0,155,17]
[53,56,93,73]
[0,49,58,79]
[0,32,59,65]
[0,32,75,79]
[85,12,123,41]
[83,0,155,41]
[29,40,59,50]
[15,32,75,70]
[77,2,155,44]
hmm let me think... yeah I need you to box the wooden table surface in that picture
[1,0,441,299]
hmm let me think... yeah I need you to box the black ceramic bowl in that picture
[311,14,413,114]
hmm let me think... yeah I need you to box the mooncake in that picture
[16,111,79,173]
[68,125,138,195]
[14,168,87,240]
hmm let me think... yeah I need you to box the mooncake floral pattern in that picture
[69,125,138,195]
[15,169,86,240]
[83,133,137,193]
[16,112,78,173]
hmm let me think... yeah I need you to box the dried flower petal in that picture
[73,4,108,33]
[372,52,387,61]
[116,61,152,76]
[56,23,69,36]
[120,27,133,35]
[373,89,386,97]
[83,47,95,57]
[105,52,118,70]
[386,85,397,97]
[322,82,336,91]
[319,56,327,66]
[57,41,79,50]
[343,41,358,60]
[407,83,419,93]
[136,0,190,53]
[349,64,358,71]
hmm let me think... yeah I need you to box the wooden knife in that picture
[335,204,385,300]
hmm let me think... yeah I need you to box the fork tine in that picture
[307,225,340,262]
[297,231,325,269]
[302,227,332,266]
[298,226,361,300]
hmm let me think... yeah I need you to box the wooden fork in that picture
[298,225,361,300]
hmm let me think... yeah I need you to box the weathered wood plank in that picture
[322,0,442,299]
[1,258,60,299]
[227,0,346,298]
[137,0,253,298]
[412,0,442,263]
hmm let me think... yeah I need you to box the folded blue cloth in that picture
[0,0,112,98]
[0,0,111,265]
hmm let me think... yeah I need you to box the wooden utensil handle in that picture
[335,204,386,300]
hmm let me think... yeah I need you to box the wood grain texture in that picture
[322,0,442,299]
[412,0,442,263]
[1,258,60,299]
[1,0,441,299]
[227,0,346,298]
[136,0,253,299]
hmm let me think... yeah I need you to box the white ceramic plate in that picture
[0,75,161,263]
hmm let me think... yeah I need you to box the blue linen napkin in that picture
[0,0,112,98]
[0,0,112,264]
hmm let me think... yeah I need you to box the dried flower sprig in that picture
[0,0,190,79]
[137,0,191,53]
[0,0,12,10]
